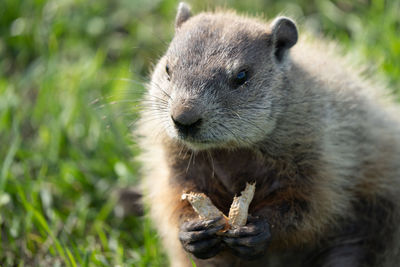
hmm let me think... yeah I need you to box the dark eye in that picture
[233,69,248,87]
[166,64,171,80]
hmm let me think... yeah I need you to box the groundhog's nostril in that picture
[172,112,202,127]
[171,111,203,135]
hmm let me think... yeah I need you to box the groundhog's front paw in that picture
[222,216,271,260]
[179,217,225,259]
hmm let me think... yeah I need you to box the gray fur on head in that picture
[175,2,192,29]
[150,12,296,150]
[270,16,298,62]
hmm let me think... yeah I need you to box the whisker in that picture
[207,151,215,179]
[128,114,169,128]
[150,81,172,100]
[178,143,187,158]
[186,151,194,173]
[217,122,250,146]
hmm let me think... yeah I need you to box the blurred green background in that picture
[0,0,399,266]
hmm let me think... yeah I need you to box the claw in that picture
[179,217,225,259]
[181,216,223,231]
[179,223,224,243]
[223,230,270,247]
[192,242,224,259]
[221,217,270,260]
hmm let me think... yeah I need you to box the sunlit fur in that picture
[137,5,400,267]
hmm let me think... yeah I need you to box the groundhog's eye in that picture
[233,69,248,87]
[166,64,171,80]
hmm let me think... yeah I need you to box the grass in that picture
[0,0,399,266]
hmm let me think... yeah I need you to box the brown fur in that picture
[137,3,400,267]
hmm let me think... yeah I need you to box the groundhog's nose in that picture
[171,105,203,136]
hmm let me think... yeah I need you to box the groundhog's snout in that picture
[171,103,203,137]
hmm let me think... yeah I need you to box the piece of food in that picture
[181,192,230,231]
[181,182,256,229]
[181,192,227,220]
[228,182,256,227]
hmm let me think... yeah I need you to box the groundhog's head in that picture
[148,3,298,150]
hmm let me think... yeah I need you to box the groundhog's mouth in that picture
[169,123,237,149]
[177,135,236,150]
[180,136,213,145]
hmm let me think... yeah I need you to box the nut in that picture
[182,182,256,229]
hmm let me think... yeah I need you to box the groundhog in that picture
[137,2,400,267]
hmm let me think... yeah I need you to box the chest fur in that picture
[168,147,298,215]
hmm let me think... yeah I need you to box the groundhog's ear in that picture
[270,16,298,62]
[175,2,192,29]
